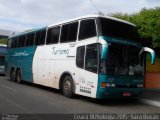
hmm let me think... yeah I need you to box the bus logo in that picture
[52,47,69,55]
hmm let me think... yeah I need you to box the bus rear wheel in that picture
[10,69,16,81]
[16,69,22,84]
[62,76,74,98]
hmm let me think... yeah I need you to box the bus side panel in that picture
[74,68,98,98]
[32,45,55,87]
[7,46,37,82]
[32,44,77,89]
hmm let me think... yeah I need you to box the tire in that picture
[10,69,16,81]
[16,69,22,84]
[62,76,74,98]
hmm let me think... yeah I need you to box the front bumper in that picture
[96,87,144,99]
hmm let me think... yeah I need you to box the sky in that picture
[0,0,159,32]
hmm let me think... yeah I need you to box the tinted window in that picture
[35,29,46,45]
[46,26,60,44]
[101,43,144,76]
[76,46,85,68]
[18,35,25,48]
[11,37,18,48]
[79,19,96,40]
[68,22,78,42]
[7,39,12,48]
[60,24,69,43]
[40,30,46,45]
[98,17,140,42]
[26,33,35,46]
[60,22,78,43]
[85,44,98,73]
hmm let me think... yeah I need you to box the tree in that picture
[0,38,7,45]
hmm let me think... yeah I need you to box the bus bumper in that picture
[96,88,144,99]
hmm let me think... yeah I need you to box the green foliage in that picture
[0,38,7,45]
[111,7,160,58]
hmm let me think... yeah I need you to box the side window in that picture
[7,39,12,48]
[85,44,98,73]
[11,37,18,48]
[79,19,96,40]
[25,34,30,46]
[35,30,46,45]
[46,26,60,44]
[60,24,69,43]
[60,21,78,43]
[30,33,35,46]
[68,22,78,42]
[35,31,41,45]
[40,30,46,45]
[18,35,25,48]
[76,46,85,68]
[11,39,13,48]
[26,33,35,46]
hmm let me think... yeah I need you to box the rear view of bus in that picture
[95,17,155,98]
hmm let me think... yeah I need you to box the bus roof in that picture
[9,14,136,38]
[9,26,47,38]
[48,14,136,28]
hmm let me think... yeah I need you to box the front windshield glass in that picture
[98,17,140,43]
[100,43,145,76]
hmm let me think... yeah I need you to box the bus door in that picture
[75,44,99,98]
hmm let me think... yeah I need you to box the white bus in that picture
[6,14,155,98]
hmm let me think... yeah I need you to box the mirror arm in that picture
[139,47,155,65]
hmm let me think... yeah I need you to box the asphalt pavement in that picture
[0,75,160,119]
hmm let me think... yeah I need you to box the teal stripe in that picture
[7,46,37,82]
[99,36,141,47]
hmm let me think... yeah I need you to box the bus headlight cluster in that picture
[137,84,144,88]
[101,82,116,88]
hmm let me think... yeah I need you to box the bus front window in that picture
[100,43,145,76]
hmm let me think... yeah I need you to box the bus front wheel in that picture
[10,69,16,81]
[62,76,74,98]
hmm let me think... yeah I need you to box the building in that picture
[0,29,12,39]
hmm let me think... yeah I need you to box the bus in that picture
[0,44,7,75]
[6,14,155,98]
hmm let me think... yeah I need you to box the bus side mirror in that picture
[139,47,155,65]
[99,36,108,60]
[101,44,108,60]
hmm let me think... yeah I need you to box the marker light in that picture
[101,82,107,87]
[101,82,116,88]
[137,84,144,88]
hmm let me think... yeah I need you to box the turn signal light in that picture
[101,82,107,87]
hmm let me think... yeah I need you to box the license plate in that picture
[123,92,131,97]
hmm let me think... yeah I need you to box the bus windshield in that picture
[100,43,145,76]
[98,17,140,43]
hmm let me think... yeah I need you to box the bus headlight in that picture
[111,83,116,87]
[101,82,116,88]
